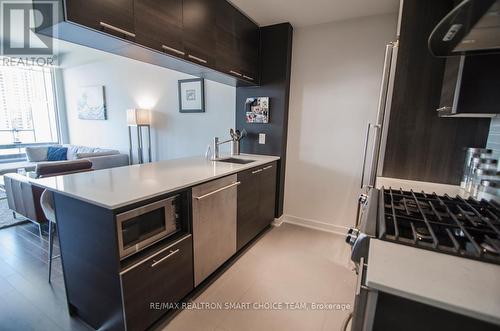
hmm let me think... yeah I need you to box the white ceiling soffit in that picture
[229,0,400,28]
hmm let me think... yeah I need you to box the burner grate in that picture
[379,188,500,265]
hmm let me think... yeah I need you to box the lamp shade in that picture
[126,108,151,126]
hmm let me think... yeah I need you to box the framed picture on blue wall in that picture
[178,78,205,113]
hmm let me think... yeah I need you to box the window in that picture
[0,65,59,161]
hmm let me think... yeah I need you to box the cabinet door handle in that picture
[99,22,136,38]
[188,54,208,64]
[151,249,179,268]
[263,165,273,170]
[230,70,243,77]
[243,75,254,81]
[162,45,185,56]
[194,182,241,200]
[252,169,263,174]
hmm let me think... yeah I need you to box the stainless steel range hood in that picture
[428,0,500,57]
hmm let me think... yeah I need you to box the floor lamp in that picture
[127,109,152,164]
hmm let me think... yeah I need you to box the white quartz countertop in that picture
[32,154,280,210]
[367,239,500,326]
[376,176,468,197]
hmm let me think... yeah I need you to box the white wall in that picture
[284,13,397,232]
[61,49,235,161]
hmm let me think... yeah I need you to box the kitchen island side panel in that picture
[53,193,125,331]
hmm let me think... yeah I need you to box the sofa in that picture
[4,159,94,236]
[0,144,130,175]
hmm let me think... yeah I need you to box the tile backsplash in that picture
[487,117,500,159]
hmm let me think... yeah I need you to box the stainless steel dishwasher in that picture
[192,174,239,286]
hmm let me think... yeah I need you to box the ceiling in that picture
[229,0,399,27]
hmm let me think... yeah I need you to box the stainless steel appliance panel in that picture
[192,175,238,286]
[116,196,180,260]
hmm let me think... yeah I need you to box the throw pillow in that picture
[47,147,68,161]
[25,146,49,162]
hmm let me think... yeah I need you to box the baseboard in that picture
[271,215,285,227]
[280,215,348,236]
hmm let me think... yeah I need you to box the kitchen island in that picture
[32,154,280,331]
[34,154,280,209]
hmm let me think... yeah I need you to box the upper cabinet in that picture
[182,0,217,67]
[60,0,260,86]
[65,0,136,40]
[216,0,260,82]
[134,0,184,57]
[216,0,243,76]
[238,14,260,82]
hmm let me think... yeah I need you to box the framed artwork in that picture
[245,97,269,123]
[178,78,205,113]
[77,86,107,120]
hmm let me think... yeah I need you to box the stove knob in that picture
[345,228,359,246]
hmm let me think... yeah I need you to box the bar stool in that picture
[40,189,59,283]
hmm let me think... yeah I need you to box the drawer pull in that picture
[162,45,185,56]
[151,249,179,268]
[263,165,273,170]
[194,182,241,200]
[230,70,243,77]
[252,169,263,174]
[188,54,208,64]
[99,22,135,38]
[243,75,254,81]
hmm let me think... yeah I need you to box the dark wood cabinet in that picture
[121,235,194,331]
[134,0,184,57]
[438,54,500,116]
[259,163,277,225]
[59,0,261,86]
[216,0,260,83]
[238,15,260,82]
[182,0,217,67]
[216,0,243,76]
[65,0,136,40]
[237,162,277,250]
[382,0,491,185]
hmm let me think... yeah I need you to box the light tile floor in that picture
[163,223,355,331]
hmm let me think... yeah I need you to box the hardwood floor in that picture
[0,222,91,331]
[0,222,355,331]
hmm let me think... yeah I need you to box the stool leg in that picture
[48,221,54,283]
[37,222,43,238]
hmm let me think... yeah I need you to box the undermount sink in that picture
[216,157,256,164]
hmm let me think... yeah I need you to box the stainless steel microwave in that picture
[116,196,180,260]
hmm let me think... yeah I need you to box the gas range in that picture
[346,186,500,330]
[379,188,500,265]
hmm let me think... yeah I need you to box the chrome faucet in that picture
[211,129,246,160]
[212,136,232,160]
